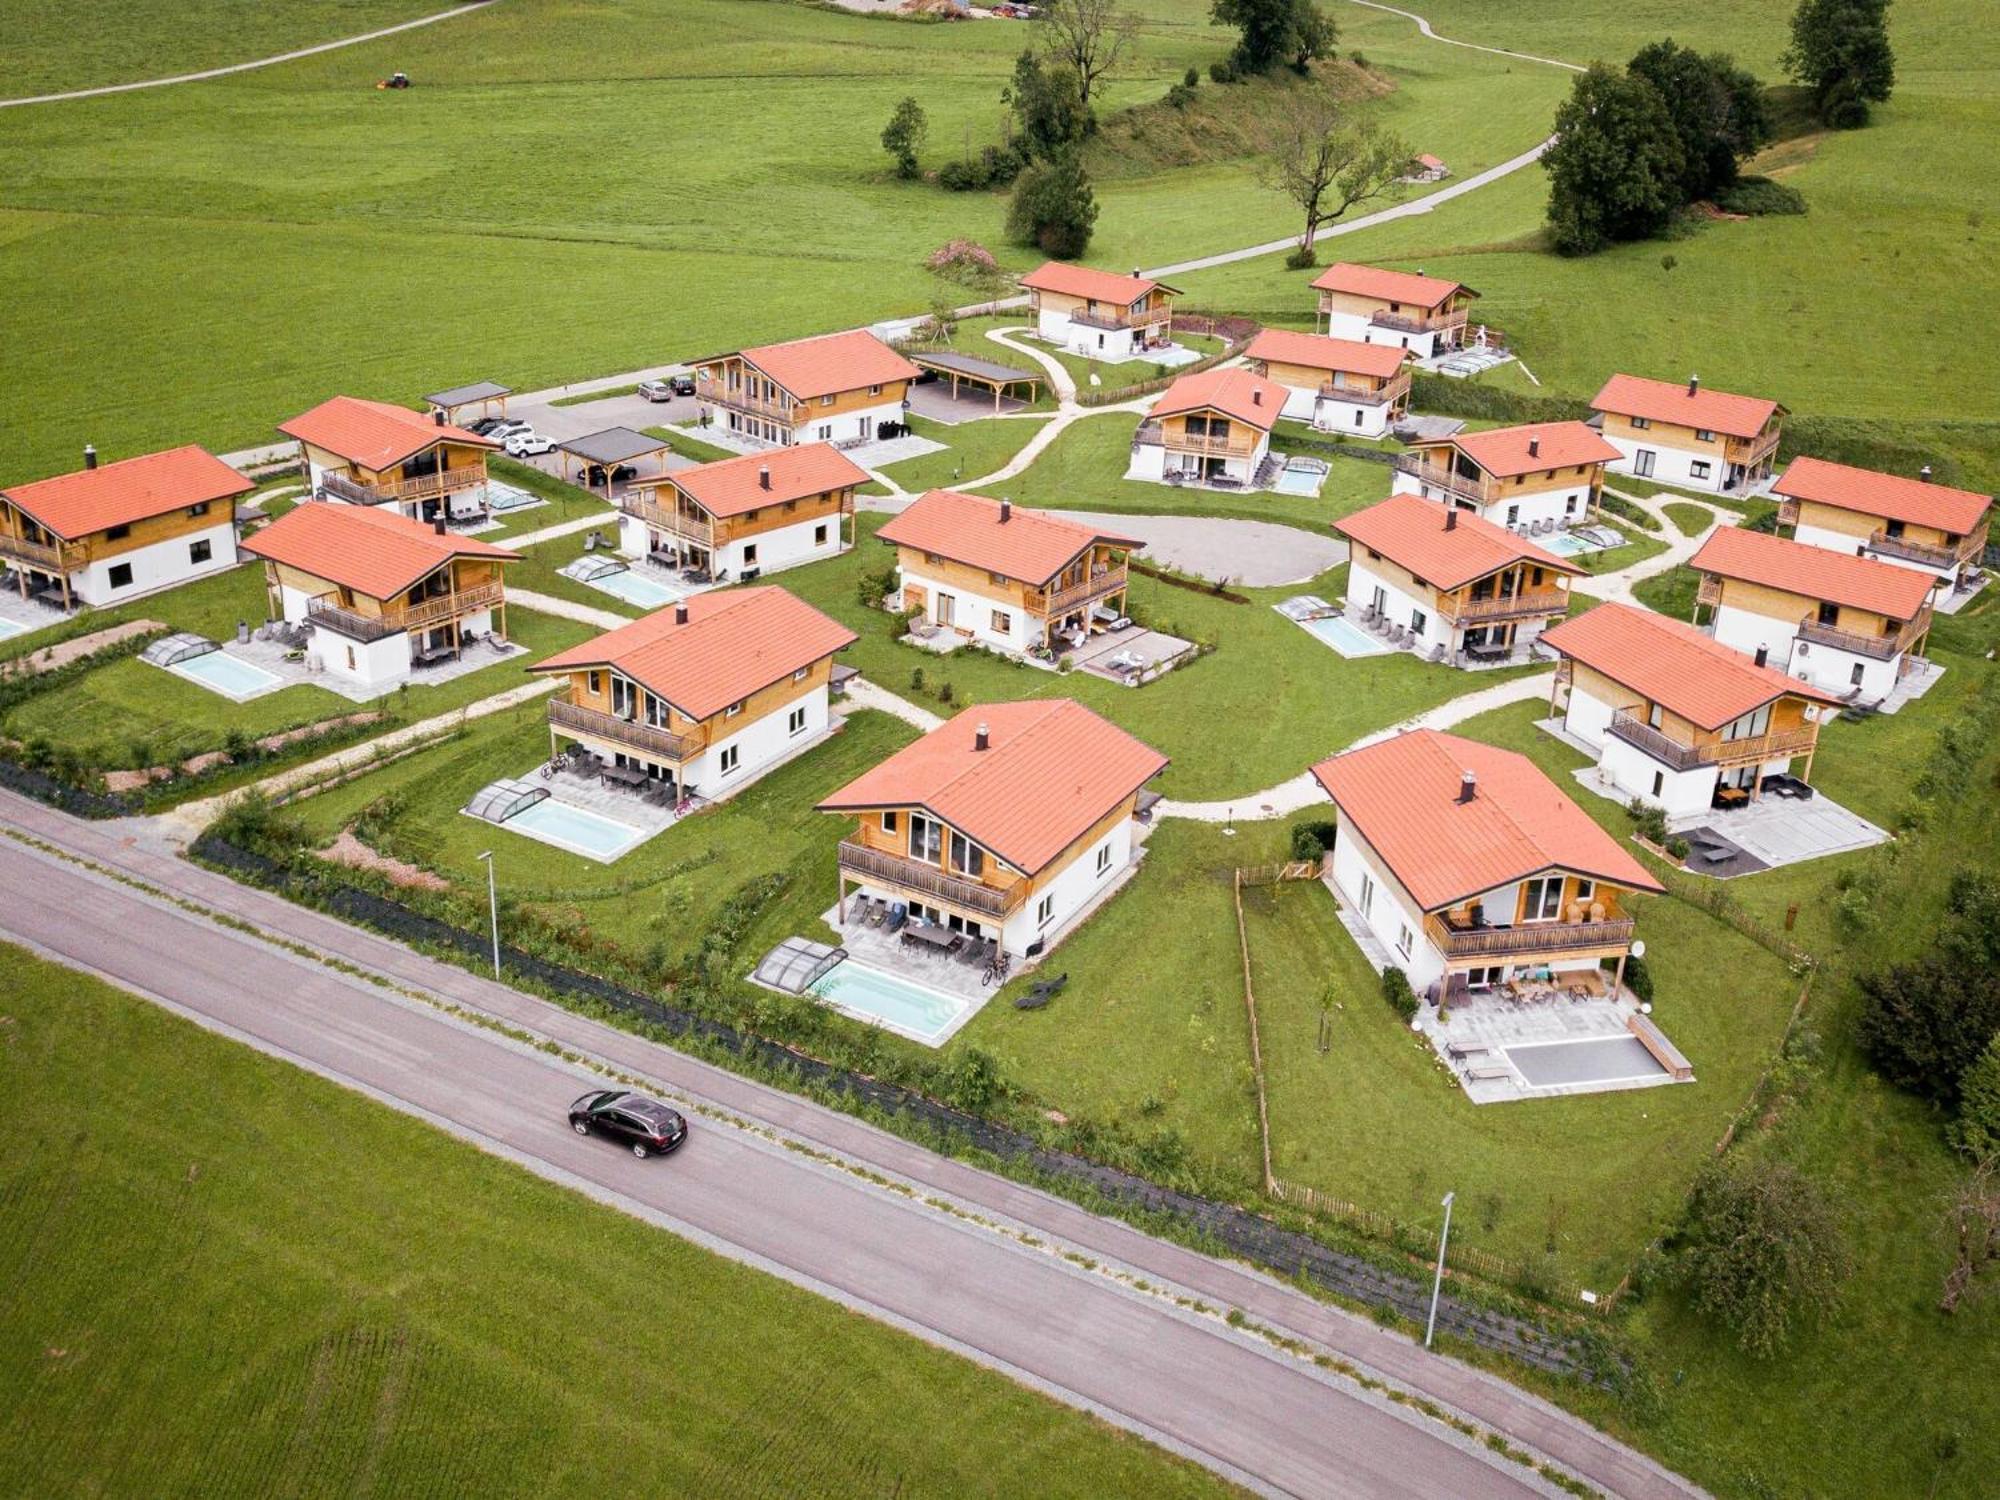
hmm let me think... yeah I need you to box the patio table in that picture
[599,762,649,789]
[902,923,960,952]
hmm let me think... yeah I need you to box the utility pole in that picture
[476,850,500,979]
[1425,1190,1455,1350]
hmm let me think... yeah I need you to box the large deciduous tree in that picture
[1006,148,1099,258]
[1263,95,1410,258]
[1627,40,1771,201]
[1858,873,2000,1105]
[1033,0,1139,106]
[880,97,929,180]
[1785,0,1895,128]
[1671,1158,1849,1359]
[1209,0,1333,76]
[1007,50,1092,162]
[1541,64,1686,256]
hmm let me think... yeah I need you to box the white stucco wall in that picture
[1323,311,1442,361]
[1711,604,1903,702]
[308,623,412,691]
[896,566,1033,654]
[71,519,238,605]
[1792,518,1961,589]
[1328,811,1444,992]
[1603,434,1729,494]
[1347,557,1448,650]
[998,817,1134,958]
[1314,392,1394,438]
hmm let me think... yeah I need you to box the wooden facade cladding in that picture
[1781,496,1989,569]
[1395,451,1605,507]
[1316,286,1472,334]
[1250,357,1411,407]
[1567,660,1824,772]
[1699,574,1932,658]
[1031,286,1174,332]
[1599,410,1782,468]
[303,438,490,505]
[1,493,231,570]
[1354,546,1570,627]
[623,479,855,548]
[896,542,1129,623]
[1426,876,1635,962]
[551,655,831,762]
[693,355,911,431]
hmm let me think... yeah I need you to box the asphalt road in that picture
[0,793,1703,1500]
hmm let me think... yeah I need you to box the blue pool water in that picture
[1539,531,1603,558]
[167,651,285,700]
[1270,466,1325,497]
[0,617,25,641]
[1300,613,1393,658]
[503,798,649,861]
[587,569,684,609]
[809,962,971,1046]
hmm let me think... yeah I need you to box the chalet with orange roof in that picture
[1690,526,1935,706]
[1543,602,1840,819]
[1773,455,1993,593]
[819,700,1167,960]
[1336,495,1581,665]
[691,330,920,450]
[1589,374,1784,496]
[617,442,868,583]
[279,397,499,525]
[1020,262,1179,361]
[242,504,519,691]
[1310,263,1478,359]
[1393,420,1619,531]
[1,445,250,610]
[877,490,1141,658]
[1129,367,1284,488]
[529,587,855,804]
[1243,329,1410,436]
[1312,729,1663,1002]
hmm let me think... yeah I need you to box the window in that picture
[1722,704,1772,741]
[108,562,133,588]
[1353,409,1364,428]
[1565,495,1578,516]
[793,665,809,682]
[783,499,797,512]
[612,676,639,718]
[869,384,882,396]
[1634,449,1656,478]
[1036,893,1055,927]
[1652,770,1664,798]
[1816,600,1840,627]
[1576,879,1595,904]
[787,705,807,736]
[1409,608,1427,638]
[1690,460,1712,481]
[1647,702,1664,729]
[1522,877,1564,922]
[909,813,944,862]
[346,644,357,671]
[816,425,831,441]
[719,744,740,776]
[988,570,1010,586]
[106,523,131,541]
[188,539,212,565]
[1695,428,1715,443]
[820,394,835,407]
[991,609,1011,635]
[924,552,943,566]
[1095,843,1112,876]
[1358,872,1374,916]
[1851,661,1866,687]
[587,670,603,696]
[725,699,745,718]
[1506,504,1520,526]
[1630,416,1651,431]
[948,830,984,878]
[814,523,828,546]
[1396,923,1413,958]
[882,810,898,834]
[188,501,210,518]
[743,544,758,566]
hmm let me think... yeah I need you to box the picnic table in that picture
[1714,785,1750,810]
[599,762,648,789]
[902,923,960,952]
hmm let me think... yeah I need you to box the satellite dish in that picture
[1630,940,1647,960]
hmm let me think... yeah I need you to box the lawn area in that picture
[509,531,643,619]
[479,455,617,540]
[1659,501,1714,538]
[0,563,594,772]
[1567,521,1669,579]
[875,412,1054,493]
[0,941,1230,1499]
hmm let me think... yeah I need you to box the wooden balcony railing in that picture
[1868,528,1982,570]
[1365,306,1468,336]
[1695,574,1723,608]
[1317,373,1411,407]
[1724,429,1781,467]
[548,696,699,763]
[1608,710,1819,773]
[1774,498,1800,528]
[1426,913,1636,960]
[1439,586,1570,626]
[1029,565,1127,618]
[620,492,714,547]
[1161,428,1259,457]
[0,531,70,571]
[837,837,1026,919]
[1796,610,1928,661]
[321,465,488,506]
[307,579,505,643]
[699,379,798,425]
[1393,455,1503,505]
[1065,303,1168,333]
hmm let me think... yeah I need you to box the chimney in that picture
[974,722,990,752]
[999,497,1012,523]
[758,463,771,490]
[432,515,447,535]
[1444,507,1458,531]
[83,443,98,471]
[433,409,446,426]
[1920,464,1934,483]
[1527,433,1540,459]
[1457,770,1477,804]
[1252,388,1263,407]
[1687,374,1700,398]
[1754,644,1769,668]
[674,602,689,626]
[1131,268,1142,280]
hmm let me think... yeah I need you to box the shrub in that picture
[1380,966,1418,1021]
[1716,175,1807,216]
[1621,953,1656,1005]
[1283,243,1318,271]
[935,680,955,704]
[1164,80,1199,110]
[1598,491,1664,532]
[1860,960,2000,1105]
[880,95,928,179]
[856,564,898,609]
[1626,797,1669,844]
[1951,1036,2000,1164]
[1289,819,1337,861]
[924,237,1001,281]
[1006,149,1098,258]
[1664,835,1691,863]
[1669,1157,1849,1358]
[1208,59,1239,84]
[1349,49,1368,68]
[909,665,926,692]
[1183,65,1200,87]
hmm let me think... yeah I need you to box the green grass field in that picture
[0,941,1231,1498]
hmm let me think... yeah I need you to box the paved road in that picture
[0,792,1703,1500]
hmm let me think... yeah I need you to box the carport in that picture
[909,350,1042,414]
[424,380,512,425]
[556,427,674,495]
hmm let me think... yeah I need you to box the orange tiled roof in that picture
[2,445,251,541]
[1416,421,1620,479]
[1541,602,1840,730]
[1772,455,1991,535]
[1312,729,1664,912]
[667,443,870,520]
[818,700,1168,875]
[1336,493,1580,593]
[1309,263,1475,308]
[1691,525,1936,622]
[1245,328,1408,380]
[1590,374,1782,441]
[1149,367,1285,431]
[531,586,856,722]
[876,489,1142,587]
[735,330,921,402]
[1019,262,1176,305]
[279,396,496,471]
[241,501,519,600]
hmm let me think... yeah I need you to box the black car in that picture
[568,1089,688,1158]
[468,415,513,437]
[667,372,696,396]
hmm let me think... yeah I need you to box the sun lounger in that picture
[884,902,908,934]
[1445,1041,1489,1060]
[1465,1064,1515,1083]
[1014,990,1053,1010]
[1025,972,1069,1003]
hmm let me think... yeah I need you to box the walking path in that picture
[505,509,620,551]
[1585,487,1721,606]
[0,1,498,109]
[507,587,631,631]
[845,678,944,731]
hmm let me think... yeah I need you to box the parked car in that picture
[484,418,532,442]
[637,379,674,402]
[568,1090,688,1158]
[582,463,637,487]
[468,416,513,436]
[504,428,555,457]
[668,372,696,396]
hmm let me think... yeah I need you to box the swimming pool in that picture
[1270,466,1325,497]
[1505,1036,1667,1089]
[166,651,285,701]
[585,569,685,610]
[500,798,651,861]
[1539,531,1603,558]
[485,481,544,513]
[0,617,25,642]
[1291,612,1394,658]
[809,961,973,1046]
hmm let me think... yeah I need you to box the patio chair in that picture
[958,937,991,967]
[885,902,908,935]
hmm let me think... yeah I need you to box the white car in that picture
[504,429,555,457]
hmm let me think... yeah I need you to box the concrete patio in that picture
[230,631,526,704]
[906,383,1031,424]
[1416,987,1684,1105]
[1068,625,1194,685]
[0,587,72,641]
[1872,657,1945,714]
[1668,792,1889,873]
[818,905,995,1005]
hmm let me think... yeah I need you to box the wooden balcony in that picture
[1867,527,1982,570]
[1393,455,1502,505]
[1695,574,1723,608]
[548,696,699,763]
[1159,427,1259,457]
[0,531,70,571]
[1426,913,1636,960]
[1439,586,1570,626]
[620,492,714,547]
[1724,429,1781,467]
[1366,306,1468,337]
[1317,373,1411,407]
[321,464,488,506]
[1065,303,1170,334]
[307,579,505,643]
[699,378,798,425]
[1029,565,1128,617]
[1796,609,1928,661]
[1774,498,1800,528]
[1608,710,1819,773]
[837,837,1025,919]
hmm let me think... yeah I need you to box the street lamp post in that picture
[476,850,500,979]
[1425,1190,1455,1350]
